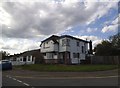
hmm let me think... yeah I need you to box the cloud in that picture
[1,1,118,38]
[0,37,41,54]
[101,15,119,33]
[84,1,117,24]
[0,1,118,54]
[101,24,117,33]
[74,35,102,48]
[86,28,98,33]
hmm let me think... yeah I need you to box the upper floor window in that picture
[43,43,45,48]
[82,46,84,53]
[62,39,70,46]
[62,39,65,46]
[77,41,79,46]
[43,42,50,49]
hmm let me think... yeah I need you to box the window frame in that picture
[62,38,70,46]
[82,46,84,53]
[77,41,79,47]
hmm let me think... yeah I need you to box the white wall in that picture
[12,55,35,66]
[59,37,68,52]
[44,53,58,59]
[59,37,88,64]
[27,55,33,62]
[41,36,89,64]
[17,57,23,62]
[12,61,34,66]
[41,40,59,52]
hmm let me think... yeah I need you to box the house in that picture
[40,35,92,64]
[9,49,44,65]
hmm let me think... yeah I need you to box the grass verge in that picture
[14,64,118,72]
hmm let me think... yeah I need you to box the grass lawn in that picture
[14,64,118,72]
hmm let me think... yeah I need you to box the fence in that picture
[89,56,120,64]
[12,61,35,66]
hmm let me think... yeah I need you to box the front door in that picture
[59,52,70,64]
[64,52,70,64]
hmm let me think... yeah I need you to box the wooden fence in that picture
[89,56,120,64]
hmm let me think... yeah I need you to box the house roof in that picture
[7,49,44,62]
[60,35,89,43]
[41,35,60,44]
[41,35,89,44]
[20,49,41,57]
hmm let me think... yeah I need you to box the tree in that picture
[109,33,120,49]
[94,40,113,56]
[94,33,120,56]
[0,51,10,60]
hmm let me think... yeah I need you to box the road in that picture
[2,70,119,87]
[2,74,118,87]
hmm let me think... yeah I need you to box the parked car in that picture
[0,60,12,70]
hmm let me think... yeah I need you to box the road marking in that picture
[6,75,32,87]
[12,78,17,81]
[16,80,22,83]
[8,76,12,79]
[23,83,30,86]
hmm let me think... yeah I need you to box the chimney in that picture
[89,40,93,54]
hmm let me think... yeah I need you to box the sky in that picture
[0,0,119,55]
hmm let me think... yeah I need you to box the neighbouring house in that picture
[40,35,92,64]
[9,49,44,65]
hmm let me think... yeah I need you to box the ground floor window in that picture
[77,53,79,58]
[23,58,26,61]
[20,58,23,62]
[54,52,57,55]
[27,58,31,61]
[73,53,76,58]
[47,53,54,59]
[43,53,46,56]
[73,53,80,58]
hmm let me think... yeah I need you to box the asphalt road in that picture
[2,74,118,87]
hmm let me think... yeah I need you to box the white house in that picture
[9,49,43,65]
[40,35,92,64]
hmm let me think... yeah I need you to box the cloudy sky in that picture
[0,0,119,55]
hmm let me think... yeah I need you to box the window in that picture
[54,53,57,55]
[47,53,53,59]
[66,39,70,46]
[62,39,65,46]
[43,53,46,56]
[23,57,26,61]
[73,53,79,58]
[82,46,84,53]
[77,53,79,58]
[28,58,31,61]
[62,39,70,46]
[43,43,45,48]
[20,58,23,62]
[73,53,76,58]
[77,41,79,46]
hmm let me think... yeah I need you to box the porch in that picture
[43,52,71,64]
